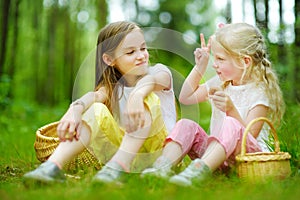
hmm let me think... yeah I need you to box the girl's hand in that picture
[209,90,235,114]
[57,106,83,142]
[194,33,211,69]
[124,91,146,133]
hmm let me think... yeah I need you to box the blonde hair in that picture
[213,23,285,125]
[95,21,140,113]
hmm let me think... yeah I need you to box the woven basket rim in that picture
[236,151,291,162]
[36,121,60,142]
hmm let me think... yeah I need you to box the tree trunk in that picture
[0,0,11,76]
[7,0,20,78]
[294,0,300,102]
[264,0,269,31]
[7,0,20,98]
[45,7,57,105]
[254,0,257,24]
[277,0,286,74]
[225,0,231,23]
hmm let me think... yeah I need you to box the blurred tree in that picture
[277,0,287,68]
[253,0,269,31]
[294,0,300,102]
[0,0,11,76]
[224,0,231,22]
[4,0,20,99]
[1,0,299,107]
[0,0,108,106]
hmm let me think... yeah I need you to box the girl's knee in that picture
[167,119,207,155]
[92,103,110,115]
[221,116,244,136]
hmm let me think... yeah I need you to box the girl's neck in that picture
[232,80,243,86]
[123,74,144,87]
[231,79,251,86]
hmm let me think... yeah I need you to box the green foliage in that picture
[277,103,300,173]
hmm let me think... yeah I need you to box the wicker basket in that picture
[34,121,102,171]
[235,117,291,182]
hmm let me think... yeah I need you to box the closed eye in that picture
[126,50,135,55]
[216,56,225,61]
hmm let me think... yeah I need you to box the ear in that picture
[102,54,114,66]
[243,56,252,68]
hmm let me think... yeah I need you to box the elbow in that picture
[178,95,189,105]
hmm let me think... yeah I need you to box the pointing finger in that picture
[200,33,206,48]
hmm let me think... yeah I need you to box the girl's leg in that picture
[141,119,208,177]
[23,122,92,183]
[162,118,208,165]
[48,122,91,168]
[93,105,155,183]
[93,93,171,183]
[109,120,152,171]
[24,103,115,183]
[205,116,261,170]
[200,140,226,171]
[169,116,251,186]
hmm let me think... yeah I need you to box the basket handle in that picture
[240,117,280,156]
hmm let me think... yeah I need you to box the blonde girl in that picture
[142,23,284,186]
[23,21,176,184]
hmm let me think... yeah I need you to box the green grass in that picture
[1,102,300,200]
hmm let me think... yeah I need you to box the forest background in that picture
[1,0,300,108]
[1,0,300,199]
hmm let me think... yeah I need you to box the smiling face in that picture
[211,39,246,85]
[111,29,149,82]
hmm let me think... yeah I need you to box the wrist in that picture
[70,100,85,111]
[132,85,152,99]
[225,106,237,117]
[193,65,204,75]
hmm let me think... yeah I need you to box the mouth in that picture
[136,61,147,66]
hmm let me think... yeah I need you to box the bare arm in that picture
[57,87,108,141]
[179,34,211,105]
[244,105,269,138]
[125,66,171,132]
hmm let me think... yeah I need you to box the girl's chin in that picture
[133,66,148,75]
[217,74,229,81]
[217,74,224,80]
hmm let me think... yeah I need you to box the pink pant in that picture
[166,116,261,164]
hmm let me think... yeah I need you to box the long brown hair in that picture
[95,21,139,113]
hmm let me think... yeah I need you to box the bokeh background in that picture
[1,0,299,111]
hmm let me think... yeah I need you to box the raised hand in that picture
[194,33,211,68]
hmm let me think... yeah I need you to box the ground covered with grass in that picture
[1,102,300,200]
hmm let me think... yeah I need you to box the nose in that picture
[212,61,218,69]
[136,50,145,59]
